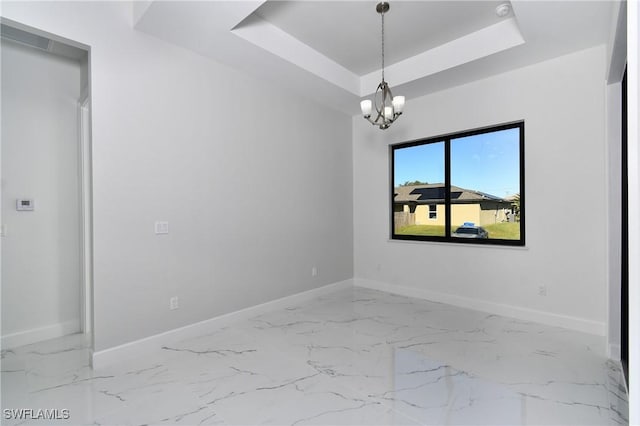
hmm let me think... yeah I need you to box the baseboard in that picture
[92,276,607,369]
[1,320,80,349]
[92,279,353,370]
[354,278,606,336]
[608,343,621,360]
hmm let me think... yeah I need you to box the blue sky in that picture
[394,128,520,198]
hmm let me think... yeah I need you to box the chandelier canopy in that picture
[360,2,405,130]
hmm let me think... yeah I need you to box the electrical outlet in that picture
[311,266,318,277]
[169,296,179,310]
[538,285,547,296]
[155,221,169,235]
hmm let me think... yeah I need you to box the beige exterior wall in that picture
[413,204,481,226]
[451,204,481,227]
[414,204,446,226]
[479,204,509,225]
[398,203,511,228]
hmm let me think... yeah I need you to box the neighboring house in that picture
[394,184,513,228]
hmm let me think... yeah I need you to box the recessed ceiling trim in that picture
[133,1,154,27]
[360,17,525,96]
[1,23,51,51]
[131,1,615,115]
[232,14,360,95]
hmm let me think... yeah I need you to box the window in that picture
[428,204,437,220]
[391,122,524,246]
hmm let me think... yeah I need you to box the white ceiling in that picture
[133,1,617,115]
[254,1,511,75]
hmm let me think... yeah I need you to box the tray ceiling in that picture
[133,1,616,114]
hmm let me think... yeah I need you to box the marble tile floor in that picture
[1,287,629,426]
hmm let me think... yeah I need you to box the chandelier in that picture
[360,2,405,130]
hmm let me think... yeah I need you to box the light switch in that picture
[155,221,169,235]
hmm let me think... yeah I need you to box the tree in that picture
[511,194,521,222]
[402,180,429,186]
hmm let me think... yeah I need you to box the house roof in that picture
[394,183,508,204]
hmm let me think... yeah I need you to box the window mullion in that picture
[445,138,451,239]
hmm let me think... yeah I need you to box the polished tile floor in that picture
[1,287,629,425]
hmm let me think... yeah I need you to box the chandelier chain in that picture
[360,2,404,130]
[381,10,385,82]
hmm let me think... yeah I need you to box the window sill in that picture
[387,238,529,250]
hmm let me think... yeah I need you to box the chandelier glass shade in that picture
[360,2,404,130]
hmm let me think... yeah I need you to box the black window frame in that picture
[390,121,525,246]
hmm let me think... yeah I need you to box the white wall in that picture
[607,81,622,358]
[0,2,353,353]
[353,45,608,336]
[1,40,82,347]
[603,0,626,363]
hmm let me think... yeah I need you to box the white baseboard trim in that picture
[92,279,353,370]
[354,278,606,336]
[1,320,80,349]
[608,343,621,360]
[92,276,608,369]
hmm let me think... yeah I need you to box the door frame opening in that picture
[1,18,93,350]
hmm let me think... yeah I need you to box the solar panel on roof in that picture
[411,187,446,200]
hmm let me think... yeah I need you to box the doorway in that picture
[0,21,92,349]
[621,67,628,384]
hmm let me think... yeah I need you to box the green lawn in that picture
[395,225,447,236]
[483,222,520,239]
[396,222,520,240]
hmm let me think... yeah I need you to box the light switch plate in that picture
[169,296,179,310]
[16,199,34,211]
[155,221,169,235]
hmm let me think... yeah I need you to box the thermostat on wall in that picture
[16,199,34,211]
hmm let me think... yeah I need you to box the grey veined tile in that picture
[1,287,628,425]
